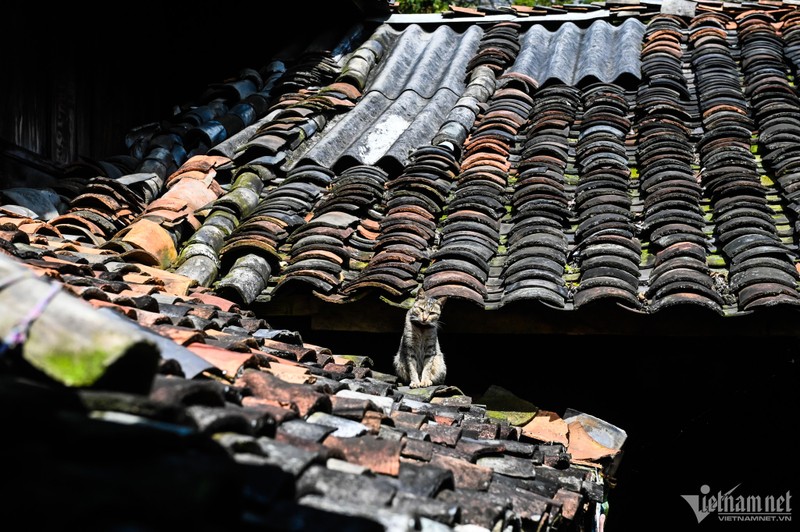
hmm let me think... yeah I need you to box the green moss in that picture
[761,175,774,186]
[36,350,111,387]
[477,385,538,426]
[640,248,652,267]
[630,167,639,180]
[707,254,727,268]
[337,355,374,367]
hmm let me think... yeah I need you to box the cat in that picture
[394,288,447,388]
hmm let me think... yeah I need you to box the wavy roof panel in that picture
[509,18,646,87]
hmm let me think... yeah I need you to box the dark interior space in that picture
[297,324,798,531]
[2,0,372,165]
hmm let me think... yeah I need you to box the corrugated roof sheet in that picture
[508,18,646,88]
[286,24,484,171]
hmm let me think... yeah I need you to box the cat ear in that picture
[437,296,448,305]
[416,287,426,299]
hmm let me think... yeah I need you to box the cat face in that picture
[409,289,443,326]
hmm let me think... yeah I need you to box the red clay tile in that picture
[151,324,206,346]
[401,438,434,461]
[133,308,172,328]
[187,342,258,380]
[187,290,240,312]
[429,453,492,490]
[322,362,353,376]
[360,410,386,434]
[329,395,372,420]
[322,434,402,476]
[267,362,315,384]
[391,410,427,431]
[425,424,462,446]
[553,488,581,521]
[260,338,318,363]
[115,219,178,269]
[236,369,331,417]
[566,421,620,462]
[461,420,499,440]
[433,413,460,426]
[87,299,136,319]
[166,178,222,211]
[521,410,569,446]
[128,264,196,295]
[240,397,298,424]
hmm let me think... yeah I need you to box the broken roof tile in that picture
[520,410,570,446]
[236,369,331,417]
[429,453,493,490]
[322,434,403,476]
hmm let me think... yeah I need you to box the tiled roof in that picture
[0,230,622,530]
[73,0,795,317]
[3,2,800,526]
[21,4,789,320]
[147,4,799,315]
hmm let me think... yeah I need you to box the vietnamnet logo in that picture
[681,484,793,524]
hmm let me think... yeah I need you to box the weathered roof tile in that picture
[429,453,493,490]
[236,369,331,417]
[322,434,403,476]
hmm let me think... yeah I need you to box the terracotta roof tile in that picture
[236,369,331,417]
[429,453,493,490]
[322,434,403,476]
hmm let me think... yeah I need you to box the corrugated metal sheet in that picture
[508,17,646,87]
[286,19,644,173]
[284,24,484,172]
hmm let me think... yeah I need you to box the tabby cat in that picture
[394,288,446,388]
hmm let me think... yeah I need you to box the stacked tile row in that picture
[572,84,641,310]
[231,80,361,167]
[780,9,800,74]
[174,163,272,287]
[48,174,153,245]
[214,165,334,305]
[736,11,800,308]
[102,155,228,270]
[689,13,800,311]
[175,48,381,302]
[422,82,532,305]
[465,21,522,75]
[635,15,724,314]
[180,68,267,156]
[500,85,580,308]
[343,22,522,302]
[421,24,527,306]
[275,165,389,299]
[343,146,459,300]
